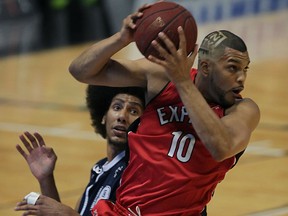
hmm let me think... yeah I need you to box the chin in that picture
[109,138,127,147]
[220,97,235,108]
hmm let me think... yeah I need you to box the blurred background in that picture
[1,0,288,57]
[0,0,288,216]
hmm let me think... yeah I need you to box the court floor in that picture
[0,10,287,216]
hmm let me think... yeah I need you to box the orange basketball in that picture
[134,1,197,59]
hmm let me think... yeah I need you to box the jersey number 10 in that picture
[168,131,195,162]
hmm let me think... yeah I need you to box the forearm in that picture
[15,195,80,216]
[69,32,130,83]
[175,80,233,161]
[39,174,61,202]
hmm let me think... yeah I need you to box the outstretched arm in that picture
[68,6,149,87]
[68,3,170,102]
[16,132,60,202]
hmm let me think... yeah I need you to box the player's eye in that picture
[228,65,237,72]
[113,104,122,111]
[130,109,140,115]
[243,66,249,73]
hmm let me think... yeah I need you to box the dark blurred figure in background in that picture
[0,0,41,56]
[0,0,132,57]
[38,0,109,48]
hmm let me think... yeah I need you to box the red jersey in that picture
[96,69,239,215]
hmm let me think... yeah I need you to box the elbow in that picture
[68,63,83,82]
[68,62,76,75]
[209,142,233,162]
[211,151,228,162]
[68,62,93,84]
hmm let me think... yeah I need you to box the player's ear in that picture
[199,60,210,76]
[101,115,106,125]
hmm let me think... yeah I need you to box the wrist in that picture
[174,77,194,90]
[38,174,55,186]
[114,32,132,47]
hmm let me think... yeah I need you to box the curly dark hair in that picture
[86,85,146,138]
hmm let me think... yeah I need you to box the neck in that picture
[106,142,125,162]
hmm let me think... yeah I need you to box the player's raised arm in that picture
[68,6,150,88]
[16,131,60,201]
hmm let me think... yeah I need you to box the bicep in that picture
[87,58,149,88]
[222,98,260,153]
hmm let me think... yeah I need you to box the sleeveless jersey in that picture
[115,69,240,215]
[78,151,127,216]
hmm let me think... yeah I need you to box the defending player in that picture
[15,85,145,216]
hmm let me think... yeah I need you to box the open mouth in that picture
[113,125,127,137]
[231,87,244,99]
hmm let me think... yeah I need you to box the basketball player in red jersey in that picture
[16,3,260,216]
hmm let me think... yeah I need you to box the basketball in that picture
[134,1,197,59]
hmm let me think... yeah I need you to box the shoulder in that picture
[226,98,259,113]
[135,59,170,101]
[225,98,260,129]
[236,98,260,114]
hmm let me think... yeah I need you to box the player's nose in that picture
[117,109,128,123]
